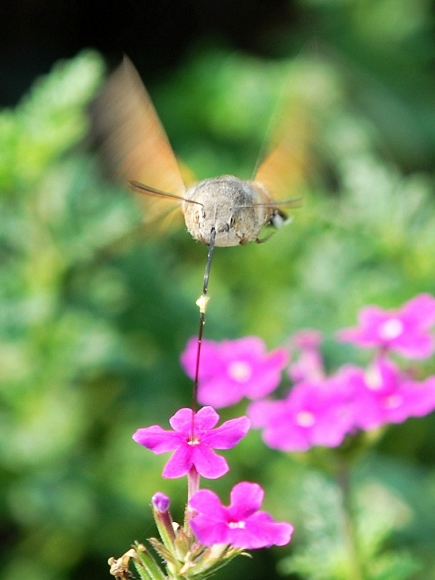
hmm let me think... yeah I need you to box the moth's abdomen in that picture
[182,175,275,247]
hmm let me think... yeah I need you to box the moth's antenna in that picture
[191,227,216,419]
[129,180,202,207]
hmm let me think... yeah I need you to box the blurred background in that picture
[2,0,435,579]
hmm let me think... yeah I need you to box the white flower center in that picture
[378,318,404,340]
[228,521,246,529]
[383,394,403,409]
[227,361,252,382]
[296,410,316,427]
[365,366,383,390]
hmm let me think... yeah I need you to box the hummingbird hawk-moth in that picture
[91,56,308,409]
[92,57,304,247]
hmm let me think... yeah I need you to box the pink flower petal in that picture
[189,489,226,519]
[168,407,219,432]
[132,426,180,453]
[229,482,263,517]
[193,406,221,430]
[197,376,246,407]
[189,516,230,545]
[162,446,193,478]
[191,445,229,479]
[401,294,435,326]
[202,416,250,449]
[391,333,434,359]
[229,511,293,548]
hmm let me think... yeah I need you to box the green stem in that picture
[134,543,167,580]
[337,460,364,580]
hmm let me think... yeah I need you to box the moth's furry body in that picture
[183,175,278,246]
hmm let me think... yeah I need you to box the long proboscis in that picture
[191,227,217,424]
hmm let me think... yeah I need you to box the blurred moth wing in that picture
[92,56,188,226]
[253,95,310,206]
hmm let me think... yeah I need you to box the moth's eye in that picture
[271,210,289,229]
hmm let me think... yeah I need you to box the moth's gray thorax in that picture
[182,175,274,247]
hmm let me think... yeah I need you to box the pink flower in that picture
[288,329,325,382]
[337,294,435,358]
[189,482,293,549]
[133,407,250,479]
[180,336,288,408]
[343,356,435,430]
[248,375,355,452]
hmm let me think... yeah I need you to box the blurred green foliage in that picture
[3,1,435,578]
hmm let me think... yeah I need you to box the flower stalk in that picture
[336,461,364,580]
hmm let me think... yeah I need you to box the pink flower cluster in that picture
[131,294,435,556]
[180,294,435,452]
[133,406,293,549]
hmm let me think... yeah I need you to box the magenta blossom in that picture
[343,356,435,430]
[189,482,293,549]
[180,336,288,408]
[288,329,325,382]
[337,294,435,358]
[248,374,355,452]
[133,407,250,479]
